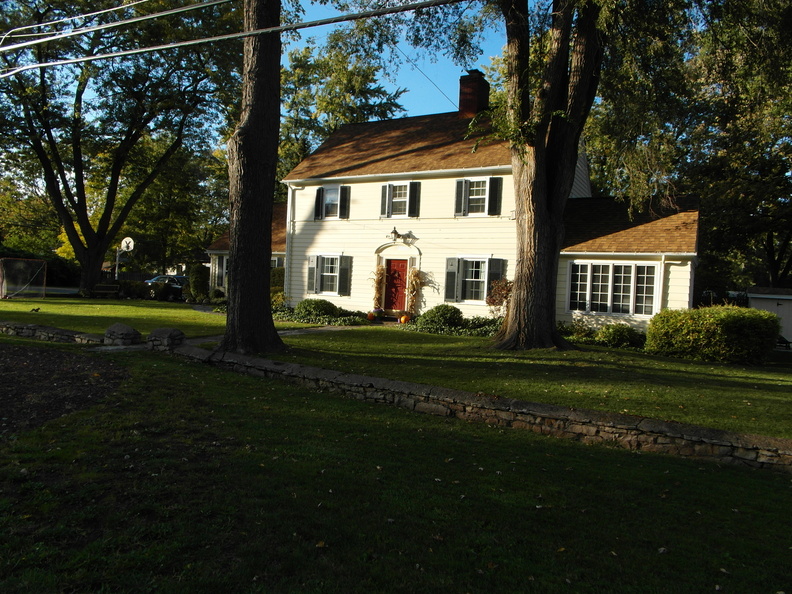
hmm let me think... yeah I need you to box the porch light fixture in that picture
[389,227,403,241]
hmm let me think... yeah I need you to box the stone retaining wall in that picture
[2,320,790,472]
[179,346,792,473]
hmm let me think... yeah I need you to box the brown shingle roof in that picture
[562,198,699,254]
[283,112,510,181]
[207,202,287,253]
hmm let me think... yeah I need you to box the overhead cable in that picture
[0,0,469,79]
[0,0,154,45]
[0,0,233,53]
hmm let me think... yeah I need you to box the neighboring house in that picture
[747,287,792,339]
[207,202,288,292]
[281,70,699,330]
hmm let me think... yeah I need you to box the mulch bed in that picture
[0,344,128,438]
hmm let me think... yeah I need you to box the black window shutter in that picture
[454,180,468,216]
[307,256,318,293]
[444,258,460,302]
[381,185,392,217]
[487,177,503,216]
[339,186,350,219]
[314,188,324,220]
[338,256,352,296]
[487,258,505,296]
[408,181,421,217]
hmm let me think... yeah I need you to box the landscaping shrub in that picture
[415,304,464,333]
[118,280,149,300]
[188,263,210,302]
[271,266,285,289]
[557,319,597,344]
[646,305,780,364]
[294,298,340,318]
[595,323,645,349]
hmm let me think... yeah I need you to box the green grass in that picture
[0,297,309,337]
[271,327,792,439]
[2,345,791,593]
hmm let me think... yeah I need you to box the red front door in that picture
[384,259,408,311]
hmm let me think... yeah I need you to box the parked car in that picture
[144,275,188,300]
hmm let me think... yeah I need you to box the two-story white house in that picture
[282,70,699,330]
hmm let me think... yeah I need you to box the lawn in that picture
[0,297,306,337]
[2,298,791,438]
[272,327,792,439]
[2,345,791,593]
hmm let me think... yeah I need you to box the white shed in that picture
[747,287,792,339]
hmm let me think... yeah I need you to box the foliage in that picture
[270,266,285,289]
[277,299,368,326]
[556,319,597,343]
[0,0,240,290]
[294,298,341,318]
[646,306,780,364]
[414,304,465,333]
[485,277,513,317]
[0,174,61,254]
[595,323,646,349]
[118,281,150,300]
[187,264,210,303]
[118,145,229,274]
[278,41,406,201]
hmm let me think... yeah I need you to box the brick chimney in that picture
[458,69,490,118]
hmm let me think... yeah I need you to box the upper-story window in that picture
[381,182,421,218]
[569,262,657,316]
[314,185,350,220]
[455,177,503,217]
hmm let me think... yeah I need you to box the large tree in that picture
[220,0,284,354]
[0,0,238,291]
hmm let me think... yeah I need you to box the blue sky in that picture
[288,4,506,117]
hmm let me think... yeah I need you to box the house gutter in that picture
[282,165,512,186]
[284,183,299,307]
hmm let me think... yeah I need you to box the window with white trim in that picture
[307,255,352,295]
[314,185,350,220]
[454,177,503,216]
[381,181,421,218]
[568,262,657,316]
[445,257,505,302]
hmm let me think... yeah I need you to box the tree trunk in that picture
[493,0,603,350]
[493,150,572,349]
[220,0,285,355]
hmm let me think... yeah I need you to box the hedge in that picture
[645,306,780,364]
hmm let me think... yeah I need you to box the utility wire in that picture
[0,0,233,53]
[0,0,470,79]
[0,0,154,45]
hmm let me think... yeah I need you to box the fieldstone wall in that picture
[178,346,792,473]
[2,319,790,472]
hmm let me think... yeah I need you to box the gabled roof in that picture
[562,198,699,254]
[283,112,509,181]
[207,202,287,253]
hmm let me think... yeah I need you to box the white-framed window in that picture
[314,185,350,220]
[454,177,503,216]
[307,255,352,296]
[381,181,421,218]
[445,257,506,302]
[568,262,657,316]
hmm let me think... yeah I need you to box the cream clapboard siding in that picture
[286,174,517,317]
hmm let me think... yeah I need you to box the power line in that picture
[0,0,470,79]
[0,0,154,45]
[0,0,233,53]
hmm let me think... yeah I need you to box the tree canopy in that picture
[0,0,239,290]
